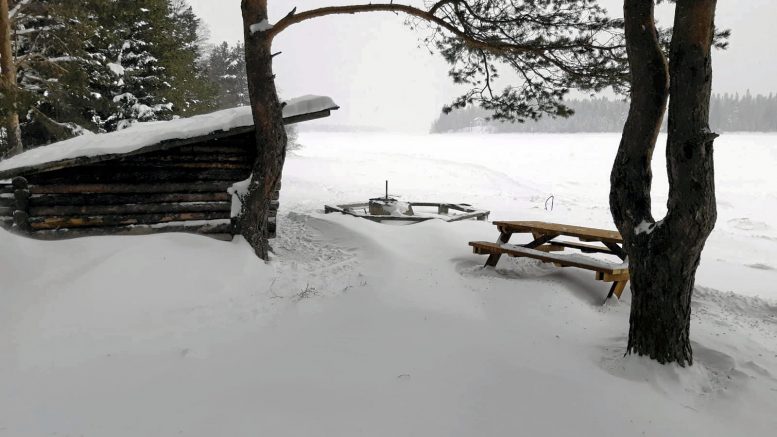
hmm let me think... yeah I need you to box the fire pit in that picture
[324,182,489,224]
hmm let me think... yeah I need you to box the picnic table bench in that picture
[469,221,629,302]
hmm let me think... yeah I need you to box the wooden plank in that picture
[603,242,627,260]
[283,108,335,125]
[29,222,234,240]
[26,168,251,185]
[89,161,252,170]
[29,202,231,216]
[29,211,231,230]
[595,271,630,282]
[444,210,490,222]
[30,192,231,206]
[121,154,251,163]
[485,231,513,267]
[611,281,628,299]
[534,244,565,253]
[493,221,623,244]
[470,241,629,275]
[174,145,252,155]
[549,240,617,255]
[30,182,234,195]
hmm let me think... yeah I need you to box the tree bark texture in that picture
[612,0,718,366]
[240,0,288,259]
[0,0,22,158]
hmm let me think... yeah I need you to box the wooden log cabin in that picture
[0,95,339,241]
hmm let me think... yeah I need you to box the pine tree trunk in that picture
[240,0,287,259]
[612,0,718,366]
[0,0,22,158]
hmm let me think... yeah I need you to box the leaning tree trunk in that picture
[612,0,718,366]
[240,0,288,259]
[0,0,22,158]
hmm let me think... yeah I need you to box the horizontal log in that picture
[0,207,13,216]
[29,222,234,240]
[0,185,13,194]
[269,200,280,210]
[27,168,251,185]
[0,217,12,228]
[119,153,252,163]
[30,192,231,206]
[91,161,252,170]
[30,211,231,230]
[0,197,15,207]
[30,181,235,195]
[30,202,232,216]
[175,145,253,155]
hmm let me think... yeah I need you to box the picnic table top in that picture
[492,221,623,244]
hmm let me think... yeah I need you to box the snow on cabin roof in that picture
[0,95,339,179]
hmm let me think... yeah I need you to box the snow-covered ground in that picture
[1,132,775,436]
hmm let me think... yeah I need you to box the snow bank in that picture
[1,132,776,436]
[0,95,338,176]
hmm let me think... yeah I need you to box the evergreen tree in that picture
[430,93,777,133]
[205,41,249,110]
[4,0,217,147]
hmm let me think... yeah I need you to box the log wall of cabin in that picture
[0,182,13,229]
[10,131,280,240]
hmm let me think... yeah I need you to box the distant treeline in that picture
[430,93,777,133]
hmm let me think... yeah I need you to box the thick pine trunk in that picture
[240,0,287,259]
[612,0,718,366]
[0,0,22,158]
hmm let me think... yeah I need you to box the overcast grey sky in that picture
[188,0,777,132]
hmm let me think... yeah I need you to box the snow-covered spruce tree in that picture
[157,0,217,117]
[206,41,250,110]
[203,39,298,151]
[610,0,720,366]
[3,0,96,149]
[237,0,626,259]
[4,0,215,142]
[100,0,175,130]
[98,0,216,131]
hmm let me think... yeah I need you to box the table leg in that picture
[604,242,627,260]
[605,280,628,302]
[485,231,512,267]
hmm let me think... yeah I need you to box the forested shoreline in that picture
[431,93,777,133]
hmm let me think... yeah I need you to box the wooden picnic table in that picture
[469,221,629,301]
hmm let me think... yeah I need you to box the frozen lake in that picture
[287,131,777,300]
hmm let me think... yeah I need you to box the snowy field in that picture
[1,132,776,436]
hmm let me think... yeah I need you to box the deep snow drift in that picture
[1,132,775,436]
